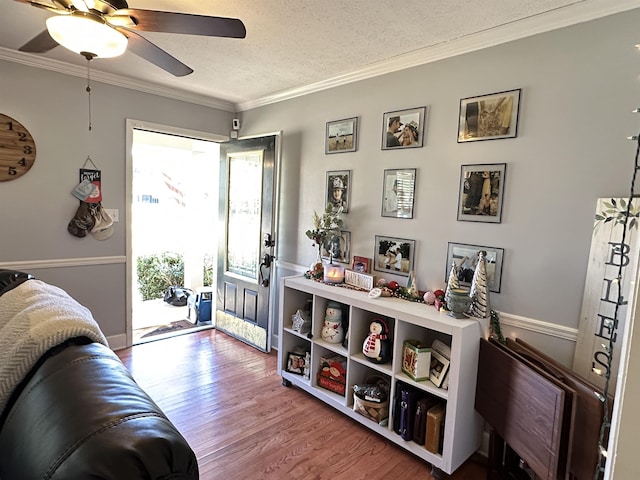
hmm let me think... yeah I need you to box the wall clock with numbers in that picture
[0,113,36,182]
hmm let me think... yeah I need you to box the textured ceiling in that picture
[1,0,639,111]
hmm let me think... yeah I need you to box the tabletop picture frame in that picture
[326,117,358,154]
[373,235,415,277]
[352,255,371,273]
[381,168,416,219]
[429,349,450,388]
[446,242,504,293]
[457,163,506,223]
[381,106,426,150]
[286,351,308,376]
[457,88,521,143]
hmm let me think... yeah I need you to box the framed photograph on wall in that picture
[326,117,358,154]
[326,170,350,213]
[381,168,416,218]
[321,230,351,264]
[457,163,506,223]
[457,88,521,142]
[446,242,504,293]
[373,235,415,277]
[381,106,426,150]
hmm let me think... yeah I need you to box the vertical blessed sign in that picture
[573,198,640,391]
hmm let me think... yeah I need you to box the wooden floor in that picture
[116,329,487,480]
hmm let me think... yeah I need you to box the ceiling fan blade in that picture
[120,28,193,77]
[113,9,246,39]
[19,29,59,53]
[13,0,67,14]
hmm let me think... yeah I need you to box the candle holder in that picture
[446,288,472,319]
[324,263,345,284]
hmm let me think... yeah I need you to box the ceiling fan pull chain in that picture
[86,57,92,132]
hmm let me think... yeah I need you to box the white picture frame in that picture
[429,349,450,388]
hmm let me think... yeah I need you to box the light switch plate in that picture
[105,208,119,223]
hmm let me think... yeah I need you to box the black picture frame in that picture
[321,230,351,264]
[373,235,416,277]
[457,89,521,142]
[286,352,307,376]
[381,106,427,150]
[457,163,506,223]
[446,242,504,293]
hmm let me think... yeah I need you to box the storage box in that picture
[402,340,431,381]
[317,354,347,395]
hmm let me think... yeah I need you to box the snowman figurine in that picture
[362,318,391,364]
[321,301,345,344]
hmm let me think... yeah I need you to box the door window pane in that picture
[227,152,262,279]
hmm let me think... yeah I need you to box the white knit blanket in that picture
[0,279,108,415]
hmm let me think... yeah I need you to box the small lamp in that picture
[46,12,128,59]
[323,263,345,284]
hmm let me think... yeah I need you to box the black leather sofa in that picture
[0,270,199,479]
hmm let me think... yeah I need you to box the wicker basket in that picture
[353,395,389,424]
[352,375,390,424]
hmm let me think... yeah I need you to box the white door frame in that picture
[124,119,227,348]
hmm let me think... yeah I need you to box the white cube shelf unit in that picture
[277,275,487,475]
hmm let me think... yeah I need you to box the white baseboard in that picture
[107,334,127,351]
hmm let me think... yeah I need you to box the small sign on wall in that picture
[572,198,640,391]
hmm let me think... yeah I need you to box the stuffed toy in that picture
[362,318,391,364]
[321,301,344,344]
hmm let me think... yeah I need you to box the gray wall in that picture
[0,60,233,337]
[1,9,636,358]
[244,9,640,366]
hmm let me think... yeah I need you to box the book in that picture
[413,396,438,445]
[425,403,445,454]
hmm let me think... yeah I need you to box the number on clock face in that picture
[0,114,37,182]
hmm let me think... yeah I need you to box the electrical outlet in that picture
[105,208,119,223]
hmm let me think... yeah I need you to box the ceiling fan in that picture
[14,0,246,76]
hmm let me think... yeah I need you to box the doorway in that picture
[126,120,226,346]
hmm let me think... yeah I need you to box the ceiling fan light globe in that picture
[46,14,128,58]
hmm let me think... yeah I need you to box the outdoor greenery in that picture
[136,252,214,301]
[203,254,214,286]
[136,252,185,301]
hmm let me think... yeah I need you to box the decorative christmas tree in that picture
[444,261,460,307]
[468,251,490,318]
[407,270,418,296]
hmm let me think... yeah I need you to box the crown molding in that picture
[2,1,640,113]
[0,47,235,112]
[236,0,640,111]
